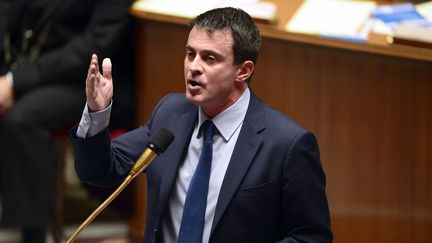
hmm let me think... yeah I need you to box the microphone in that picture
[129,127,175,176]
[67,127,175,243]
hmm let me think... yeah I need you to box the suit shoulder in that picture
[149,93,195,125]
[258,99,311,139]
[155,93,190,111]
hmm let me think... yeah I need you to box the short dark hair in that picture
[189,7,261,75]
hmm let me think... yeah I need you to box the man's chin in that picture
[186,93,203,107]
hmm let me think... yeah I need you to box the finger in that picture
[86,73,96,96]
[94,55,100,74]
[86,55,98,80]
[102,58,112,81]
[95,72,101,93]
[88,63,100,93]
[86,63,96,83]
[86,64,97,86]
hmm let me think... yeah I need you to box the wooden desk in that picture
[128,1,432,242]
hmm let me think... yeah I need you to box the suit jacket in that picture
[71,91,332,243]
[0,0,133,96]
[0,0,135,128]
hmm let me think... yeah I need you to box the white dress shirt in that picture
[76,102,111,138]
[162,88,250,243]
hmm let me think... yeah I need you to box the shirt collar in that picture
[197,87,250,141]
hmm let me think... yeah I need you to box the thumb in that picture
[102,58,112,80]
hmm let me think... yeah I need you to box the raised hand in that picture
[0,75,14,114]
[86,54,113,112]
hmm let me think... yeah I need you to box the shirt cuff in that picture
[76,101,112,138]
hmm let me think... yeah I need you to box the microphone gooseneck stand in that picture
[66,127,174,243]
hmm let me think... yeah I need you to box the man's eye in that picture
[205,55,216,64]
[186,51,195,60]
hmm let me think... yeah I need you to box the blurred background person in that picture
[0,0,135,242]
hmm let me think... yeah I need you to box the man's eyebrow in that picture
[185,44,223,58]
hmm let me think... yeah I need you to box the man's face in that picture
[184,27,247,117]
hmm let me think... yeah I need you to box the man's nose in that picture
[189,56,203,73]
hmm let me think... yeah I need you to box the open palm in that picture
[86,54,113,112]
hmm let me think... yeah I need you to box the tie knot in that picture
[201,120,215,142]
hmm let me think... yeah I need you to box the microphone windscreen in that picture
[148,127,175,154]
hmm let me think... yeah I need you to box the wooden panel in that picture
[253,38,432,242]
[129,19,188,240]
[133,20,187,124]
[129,9,432,243]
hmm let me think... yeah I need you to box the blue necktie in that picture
[177,120,215,243]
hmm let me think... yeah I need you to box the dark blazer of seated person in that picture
[0,0,134,241]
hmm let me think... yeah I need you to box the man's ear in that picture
[236,61,254,82]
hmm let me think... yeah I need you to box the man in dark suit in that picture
[0,0,134,242]
[71,7,332,243]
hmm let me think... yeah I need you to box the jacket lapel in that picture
[6,0,64,33]
[35,0,65,31]
[5,0,25,33]
[157,107,198,222]
[210,92,266,235]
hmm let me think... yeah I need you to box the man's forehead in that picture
[187,27,233,50]
[192,26,232,38]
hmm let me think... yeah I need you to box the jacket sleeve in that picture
[279,131,333,242]
[69,93,176,187]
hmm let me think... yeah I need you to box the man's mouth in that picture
[188,80,202,87]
